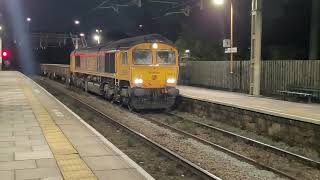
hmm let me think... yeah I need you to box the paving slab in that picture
[0,170,14,180]
[15,167,62,180]
[0,160,36,170]
[15,151,54,161]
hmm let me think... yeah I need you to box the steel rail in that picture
[166,112,320,169]
[140,113,299,180]
[42,80,222,180]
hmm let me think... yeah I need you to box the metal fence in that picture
[179,60,320,95]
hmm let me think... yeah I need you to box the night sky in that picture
[0,0,315,59]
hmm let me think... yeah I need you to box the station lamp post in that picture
[212,0,263,96]
[26,17,32,32]
[212,0,235,74]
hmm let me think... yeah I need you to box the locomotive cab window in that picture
[156,50,176,65]
[121,52,128,65]
[133,49,152,65]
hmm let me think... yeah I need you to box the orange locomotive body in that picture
[41,34,180,110]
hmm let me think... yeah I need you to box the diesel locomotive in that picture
[41,34,179,110]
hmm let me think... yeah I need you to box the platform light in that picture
[212,0,224,5]
[26,17,32,22]
[0,26,2,31]
[80,33,85,37]
[185,49,190,53]
[152,43,158,49]
[74,20,80,25]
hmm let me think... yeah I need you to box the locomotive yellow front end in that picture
[128,42,179,110]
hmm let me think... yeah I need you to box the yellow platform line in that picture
[19,78,97,180]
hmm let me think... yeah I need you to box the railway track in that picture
[166,112,320,169]
[36,77,221,180]
[139,112,311,180]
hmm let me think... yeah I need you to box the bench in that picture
[279,90,312,103]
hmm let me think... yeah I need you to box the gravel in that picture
[147,113,320,180]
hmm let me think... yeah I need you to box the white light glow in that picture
[213,0,224,5]
[74,20,80,25]
[26,17,31,22]
[80,33,85,37]
[134,78,143,84]
[0,26,2,30]
[94,35,100,40]
[152,43,158,49]
[167,78,176,84]
[185,49,190,53]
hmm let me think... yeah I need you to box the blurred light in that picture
[96,29,102,33]
[167,78,176,84]
[1,50,11,60]
[134,78,143,85]
[74,20,80,25]
[80,33,85,37]
[0,26,2,31]
[152,43,158,49]
[26,17,31,22]
[94,35,100,40]
[213,0,224,5]
[185,49,190,53]
[139,24,143,28]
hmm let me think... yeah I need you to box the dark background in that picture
[0,0,318,72]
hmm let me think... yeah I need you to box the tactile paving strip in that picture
[19,77,97,180]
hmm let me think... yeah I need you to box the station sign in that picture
[225,47,238,54]
[223,39,231,48]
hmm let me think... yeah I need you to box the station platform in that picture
[0,71,153,180]
[178,85,320,125]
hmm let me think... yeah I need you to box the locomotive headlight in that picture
[134,78,143,85]
[152,43,158,49]
[167,78,176,84]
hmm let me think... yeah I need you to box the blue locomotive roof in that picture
[75,34,174,53]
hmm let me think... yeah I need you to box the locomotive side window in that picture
[105,52,116,73]
[121,52,128,65]
[75,56,80,68]
[156,50,176,65]
[133,49,152,65]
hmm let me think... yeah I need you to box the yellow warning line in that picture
[19,78,97,180]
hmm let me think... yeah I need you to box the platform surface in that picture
[178,85,320,125]
[0,71,153,180]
